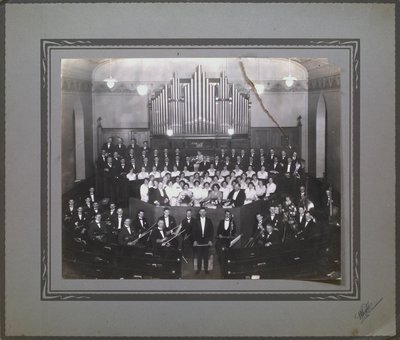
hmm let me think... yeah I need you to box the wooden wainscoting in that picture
[250,127,300,154]
[101,128,150,149]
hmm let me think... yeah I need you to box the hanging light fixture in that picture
[137,85,148,96]
[283,58,297,88]
[104,58,117,89]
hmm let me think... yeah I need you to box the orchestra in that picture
[63,137,338,277]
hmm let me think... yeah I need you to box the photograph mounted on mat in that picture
[61,56,342,281]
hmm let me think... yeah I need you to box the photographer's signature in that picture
[354,298,383,323]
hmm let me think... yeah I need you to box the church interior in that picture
[61,57,342,280]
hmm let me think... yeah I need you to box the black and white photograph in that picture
[61,57,342,280]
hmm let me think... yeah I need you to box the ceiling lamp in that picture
[137,84,148,96]
[104,59,117,89]
[255,84,264,94]
[283,58,297,88]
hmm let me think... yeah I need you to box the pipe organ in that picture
[150,66,251,136]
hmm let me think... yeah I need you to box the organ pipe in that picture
[149,65,250,136]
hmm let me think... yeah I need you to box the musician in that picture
[150,219,169,248]
[295,206,306,234]
[264,206,281,232]
[118,218,139,246]
[132,210,149,234]
[299,212,318,247]
[83,197,92,214]
[71,206,88,238]
[63,199,76,227]
[181,209,197,258]
[108,207,123,231]
[193,208,214,274]
[264,224,281,249]
[216,210,236,252]
[88,202,102,221]
[88,213,107,241]
[104,202,117,223]
[102,137,114,155]
[159,207,177,231]
[225,182,246,207]
[296,185,308,207]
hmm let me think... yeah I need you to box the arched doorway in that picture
[315,93,326,178]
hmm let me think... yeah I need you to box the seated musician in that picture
[88,213,108,241]
[71,206,88,240]
[118,218,140,246]
[132,210,149,235]
[159,207,177,232]
[216,210,236,253]
[264,206,281,232]
[83,197,92,214]
[150,218,178,249]
[110,208,127,233]
[224,181,246,207]
[263,224,281,249]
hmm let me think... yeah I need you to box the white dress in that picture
[140,184,149,202]
[244,188,258,205]
[266,182,277,197]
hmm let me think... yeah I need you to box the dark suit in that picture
[264,214,281,230]
[269,162,283,174]
[126,144,140,156]
[132,217,150,234]
[102,142,114,155]
[88,221,107,240]
[150,228,168,249]
[150,188,170,206]
[159,215,177,231]
[103,163,117,200]
[114,144,126,157]
[193,217,214,272]
[110,214,127,231]
[63,205,76,226]
[264,230,281,248]
[118,226,138,246]
[226,189,246,207]
[183,160,194,171]
[216,218,236,250]
[198,161,210,172]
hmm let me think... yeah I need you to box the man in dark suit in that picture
[103,202,117,225]
[181,209,197,258]
[264,206,281,230]
[213,155,222,171]
[152,156,162,171]
[88,187,98,205]
[103,156,117,201]
[183,156,194,171]
[126,138,140,157]
[89,202,103,222]
[174,155,184,171]
[159,207,177,232]
[141,141,151,157]
[150,219,169,249]
[150,182,170,206]
[132,210,150,234]
[109,207,126,231]
[88,213,108,241]
[225,182,246,207]
[114,137,126,157]
[263,224,281,249]
[269,156,283,178]
[70,206,88,239]
[118,218,139,246]
[193,208,214,274]
[198,157,210,172]
[298,212,318,250]
[295,206,307,232]
[102,137,114,155]
[63,199,76,227]
[216,210,236,252]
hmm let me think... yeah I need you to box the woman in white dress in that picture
[233,164,243,177]
[160,166,170,178]
[170,165,180,178]
[220,165,230,177]
[200,182,211,204]
[149,166,161,179]
[255,179,266,200]
[207,164,216,177]
[202,183,223,208]
[140,177,150,202]
[126,168,136,182]
[257,165,269,180]
[177,182,193,206]
[137,167,149,180]
[220,181,231,201]
[244,182,258,205]
[266,177,277,198]
[191,180,203,207]
[165,180,177,206]
[245,165,256,178]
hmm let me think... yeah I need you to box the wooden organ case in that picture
[149,66,251,152]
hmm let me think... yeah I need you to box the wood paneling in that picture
[250,127,300,154]
[101,128,150,149]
